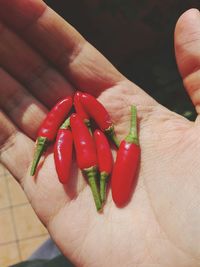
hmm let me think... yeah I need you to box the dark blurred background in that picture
[45,0,200,120]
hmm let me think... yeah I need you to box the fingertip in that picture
[175,8,200,33]
[175,8,200,115]
[175,8,200,78]
[177,8,200,23]
[175,8,200,46]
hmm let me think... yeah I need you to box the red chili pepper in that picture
[54,118,73,184]
[70,113,102,211]
[74,91,91,128]
[94,130,113,203]
[79,92,120,147]
[30,97,73,176]
[111,106,140,207]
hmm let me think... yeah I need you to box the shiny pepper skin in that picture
[70,113,97,169]
[54,119,73,184]
[111,106,140,207]
[80,92,119,147]
[111,141,140,206]
[94,130,113,203]
[38,97,73,141]
[30,96,73,176]
[74,91,90,126]
[70,113,102,211]
[80,92,112,131]
[94,130,113,174]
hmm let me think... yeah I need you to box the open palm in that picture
[0,1,200,266]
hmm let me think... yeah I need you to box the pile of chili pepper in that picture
[30,91,140,211]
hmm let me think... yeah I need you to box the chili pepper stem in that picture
[100,172,109,203]
[60,117,70,129]
[30,137,48,176]
[125,106,139,145]
[105,125,120,148]
[82,166,102,211]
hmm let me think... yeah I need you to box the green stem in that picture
[125,106,139,145]
[60,117,70,129]
[30,137,48,176]
[82,166,102,211]
[100,172,109,203]
[105,125,120,148]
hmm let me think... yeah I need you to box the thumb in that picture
[175,8,200,116]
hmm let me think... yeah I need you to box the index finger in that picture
[0,0,124,95]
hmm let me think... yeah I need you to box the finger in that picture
[0,0,124,95]
[0,110,33,182]
[175,9,200,114]
[0,22,73,107]
[0,68,48,139]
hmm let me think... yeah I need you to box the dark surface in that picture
[11,255,74,267]
[44,0,200,120]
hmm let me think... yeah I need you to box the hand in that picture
[0,1,199,266]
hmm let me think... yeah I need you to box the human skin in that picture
[0,1,200,266]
